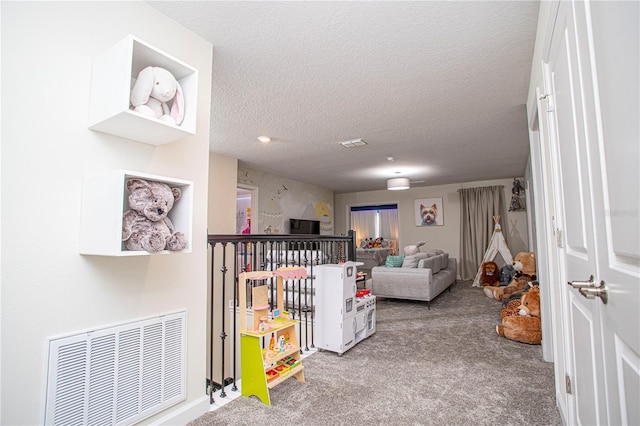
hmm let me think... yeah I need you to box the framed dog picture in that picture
[414,197,444,226]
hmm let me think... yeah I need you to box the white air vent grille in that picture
[44,311,186,426]
[339,138,367,148]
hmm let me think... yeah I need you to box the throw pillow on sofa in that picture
[402,252,429,268]
[385,255,405,267]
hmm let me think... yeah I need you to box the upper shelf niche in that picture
[88,35,198,145]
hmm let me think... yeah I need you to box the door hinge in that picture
[565,373,572,394]
[556,229,564,248]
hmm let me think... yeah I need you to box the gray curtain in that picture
[458,185,509,280]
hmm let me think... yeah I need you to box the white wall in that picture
[335,178,530,268]
[238,166,335,234]
[1,2,212,424]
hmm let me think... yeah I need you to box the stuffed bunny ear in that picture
[170,81,185,125]
[130,66,155,107]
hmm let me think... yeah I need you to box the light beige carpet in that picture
[190,281,562,425]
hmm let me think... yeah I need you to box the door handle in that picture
[579,281,608,305]
[567,275,596,288]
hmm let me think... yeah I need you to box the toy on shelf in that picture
[130,66,185,126]
[122,178,187,253]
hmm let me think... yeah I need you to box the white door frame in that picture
[237,183,259,234]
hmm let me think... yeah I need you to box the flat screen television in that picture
[289,218,320,234]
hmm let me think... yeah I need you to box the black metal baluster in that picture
[208,242,216,404]
[231,242,238,392]
[219,242,228,398]
[301,241,310,352]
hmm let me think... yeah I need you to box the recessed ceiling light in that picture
[258,136,271,143]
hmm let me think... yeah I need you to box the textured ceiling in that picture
[149,1,540,193]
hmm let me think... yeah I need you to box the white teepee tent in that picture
[472,216,513,287]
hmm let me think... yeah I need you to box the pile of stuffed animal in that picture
[481,252,541,345]
[362,237,384,248]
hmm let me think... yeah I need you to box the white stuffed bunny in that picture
[130,66,184,125]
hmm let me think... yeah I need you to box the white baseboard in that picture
[151,395,210,425]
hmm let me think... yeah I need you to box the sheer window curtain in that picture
[350,210,376,247]
[379,209,399,253]
[458,186,509,280]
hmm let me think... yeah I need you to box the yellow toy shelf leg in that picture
[240,334,271,405]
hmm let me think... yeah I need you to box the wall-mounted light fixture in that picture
[387,177,410,190]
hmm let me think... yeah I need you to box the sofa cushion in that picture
[402,252,429,268]
[385,255,405,267]
[432,254,443,271]
[419,255,441,272]
[440,253,449,271]
[425,249,443,258]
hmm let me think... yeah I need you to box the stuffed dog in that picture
[130,66,184,125]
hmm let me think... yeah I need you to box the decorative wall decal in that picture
[262,198,283,233]
[314,201,333,234]
[509,178,526,211]
[239,171,253,184]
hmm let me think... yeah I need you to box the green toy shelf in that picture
[238,268,308,405]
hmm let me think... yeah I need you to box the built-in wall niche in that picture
[88,35,198,145]
[79,170,193,256]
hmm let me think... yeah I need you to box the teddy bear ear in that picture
[130,66,155,107]
[126,179,149,192]
[172,187,182,202]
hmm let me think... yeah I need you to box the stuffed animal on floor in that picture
[499,263,517,286]
[122,178,187,253]
[480,261,500,287]
[404,241,425,255]
[484,252,536,301]
[497,285,542,344]
[501,281,539,318]
[130,66,184,125]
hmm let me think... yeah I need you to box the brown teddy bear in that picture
[496,285,541,344]
[484,252,536,301]
[480,261,500,287]
[122,178,187,253]
[500,281,539,318]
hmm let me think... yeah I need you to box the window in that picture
[350,204,398,247]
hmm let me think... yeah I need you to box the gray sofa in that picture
[370,249,457,308]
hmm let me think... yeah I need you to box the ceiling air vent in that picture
[339,139,367,148]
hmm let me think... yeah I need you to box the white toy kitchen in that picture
[314,262,376,356]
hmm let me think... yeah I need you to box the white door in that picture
[543,1,639,425]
